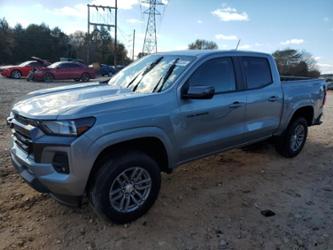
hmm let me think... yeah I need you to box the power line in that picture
[87,2,118,65]
[141,0,165,54]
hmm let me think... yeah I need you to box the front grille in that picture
[14,113,38,127]
[11,114,35,154]
[13,130,33,153]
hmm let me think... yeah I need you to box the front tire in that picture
[89,151,161,224]
[275,117,308,158]
[43,73,54,82]
[11,70,22,79]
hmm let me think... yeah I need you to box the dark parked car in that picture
[100,64,116,77]
[29,61,96,82]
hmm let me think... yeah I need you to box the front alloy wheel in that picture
[109,167,152,213]
[89,151,161,224]
[11,70,22,79]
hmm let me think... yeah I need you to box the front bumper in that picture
[7,113,95,207]
[11,149,49,193]
[1,70,10,77]
[10,145,82,206]
[28,71,44,81]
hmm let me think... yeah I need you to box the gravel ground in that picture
[0,76,332,250]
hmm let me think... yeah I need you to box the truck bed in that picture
[279,77,326,133]
[280,75,316,82]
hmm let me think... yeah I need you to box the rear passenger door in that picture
[241,56,283,140]
[176,57,247,161]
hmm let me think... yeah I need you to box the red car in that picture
[0,57,50,79]
[30,61,96,82]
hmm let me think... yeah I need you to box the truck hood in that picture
[12,82,140,119]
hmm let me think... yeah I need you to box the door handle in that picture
[229,101,244,109]
[268,96,279,102]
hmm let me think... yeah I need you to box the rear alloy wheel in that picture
[80,73,90,82]
[275,117,308,158]
[11,70,22,79]
[43,73,54,82]
[89,151,161,224]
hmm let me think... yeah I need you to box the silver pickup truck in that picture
[7,50,326,223]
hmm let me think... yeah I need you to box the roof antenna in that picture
[235,39,241,50]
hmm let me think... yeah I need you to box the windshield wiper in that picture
[126,71,142,88]
[132,56,164,92]
[153,58,179,93]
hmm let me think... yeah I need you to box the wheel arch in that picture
[85,131,174,192]
[11,68,22,78]
[288,105,314,126]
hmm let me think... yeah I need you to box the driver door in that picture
[175,57,247,161]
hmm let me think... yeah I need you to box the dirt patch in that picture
[0,76,332,249]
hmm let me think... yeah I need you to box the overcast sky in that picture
[0,0,332,73]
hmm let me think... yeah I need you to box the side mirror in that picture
[182,85,215,99]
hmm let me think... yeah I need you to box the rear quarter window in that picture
[242,57,272,89]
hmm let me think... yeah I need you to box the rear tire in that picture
[11,70,22,79]
[88,151,161,224]
[80,73,90,82]
[275,117,308,158]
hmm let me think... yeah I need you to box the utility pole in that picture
[87,2,118,65]
[141,0,165,54]
[87,6,90,63]
[114,0,118,66]
[132,29,136,61]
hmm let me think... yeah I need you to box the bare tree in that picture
[273,49,320,77]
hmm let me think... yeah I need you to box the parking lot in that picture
[0,76,332,250]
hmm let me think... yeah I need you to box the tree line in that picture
[0,18,321,77]
[188,39,320,77]
[0,18,131,66]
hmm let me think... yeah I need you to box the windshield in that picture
[108,55,195,93]
[19,61,34,66]
[48,62,62,68]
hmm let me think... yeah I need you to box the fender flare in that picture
[280,102,314,133]
[86,126,176,170]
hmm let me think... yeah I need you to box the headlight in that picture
[39,117,95,136]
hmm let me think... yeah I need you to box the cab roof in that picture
[155,50,271,58]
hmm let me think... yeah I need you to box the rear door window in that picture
[60,63,78,69]
[241,57,272,89]
[69,63,82,68]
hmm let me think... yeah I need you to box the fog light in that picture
[52,152,69,174]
